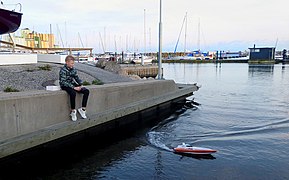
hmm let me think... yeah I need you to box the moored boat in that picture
[0,3,22,35]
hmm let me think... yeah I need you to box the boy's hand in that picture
[74,86,82,91]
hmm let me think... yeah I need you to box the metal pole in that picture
[144,9,146,56]
[158,0,163,79]
[184,12,187,54]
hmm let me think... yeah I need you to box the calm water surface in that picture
[6,63,289,179]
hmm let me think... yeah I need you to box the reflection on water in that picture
[174,152,216,160]
[157,63,289,179]
[154,150,164,179]
[248,64,274,74]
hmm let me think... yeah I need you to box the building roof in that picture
[249,47,275,49]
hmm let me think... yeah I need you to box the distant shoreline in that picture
[162,59,289,64]
[162,59,249,63]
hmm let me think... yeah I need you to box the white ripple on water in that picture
[190,117,289,144]
[147,131,173,152]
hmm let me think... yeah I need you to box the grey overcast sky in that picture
[2,0,289,52]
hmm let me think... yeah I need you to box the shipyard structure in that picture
[1,28,56,49]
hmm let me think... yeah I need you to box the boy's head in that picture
[65,55,75,69]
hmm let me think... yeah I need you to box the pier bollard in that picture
[141,54,144,66]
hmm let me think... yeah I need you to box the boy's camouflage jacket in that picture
[59,64,82,88]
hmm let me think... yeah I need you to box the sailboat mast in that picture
[49,24,52,48]
[126,34,128,52]
[174,13,187,53]
[65,21,67,47]
[114,35,117,53]
[104,27,106,52]
[99,32,105,53]
[56,24,64,47]
[197,18,200,51]
[149,27,152,55]
[78,32,84,48]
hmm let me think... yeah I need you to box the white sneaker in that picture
[70,110,77,121]
[78,108,87,119]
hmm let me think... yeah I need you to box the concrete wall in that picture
[0,54,66,66]
[0,54,37,65]
[37,54,66,64]
[0,80,198,158]
[0,80,177,142]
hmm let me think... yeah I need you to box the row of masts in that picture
[47,8,152,54]
[96,27,153,54]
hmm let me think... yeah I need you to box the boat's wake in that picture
[147,131,173,152]
[147,99,204,153]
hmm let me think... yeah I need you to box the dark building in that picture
[249,45,275,60]
[283,49,288,60]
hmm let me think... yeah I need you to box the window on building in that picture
[251,49,260,53]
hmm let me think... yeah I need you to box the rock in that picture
[128,75,141,80]
[96,59,107,68]
[54,80,60,86]
[104,61,121,73]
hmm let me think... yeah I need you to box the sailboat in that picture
[169,15,211,61]
[169,12,199,60]
[0,2,23,35]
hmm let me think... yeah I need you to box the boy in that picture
[59,55,90,121]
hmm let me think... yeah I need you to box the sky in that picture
[2,0,289,53]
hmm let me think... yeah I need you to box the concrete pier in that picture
[0,80,197,159]
[248,59,275,64]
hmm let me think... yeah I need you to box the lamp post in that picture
[158,0,163,79]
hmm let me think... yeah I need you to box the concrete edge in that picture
[0,80,167,100]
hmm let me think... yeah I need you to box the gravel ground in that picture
[0,62,132,92]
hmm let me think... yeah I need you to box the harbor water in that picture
[3,63,289,179]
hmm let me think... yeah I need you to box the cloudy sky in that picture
[3,0,289,52]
